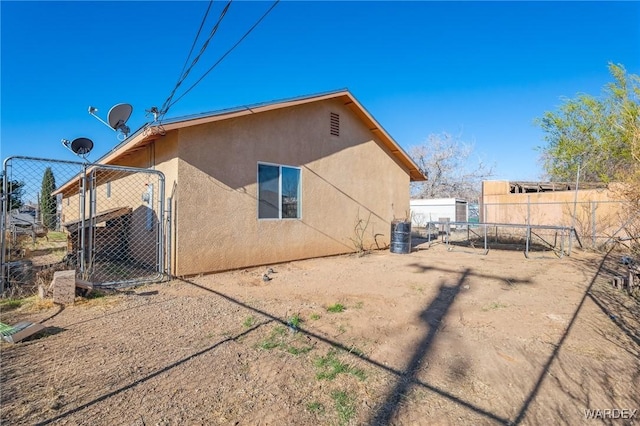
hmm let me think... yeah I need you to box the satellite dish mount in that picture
[88,103,133,140]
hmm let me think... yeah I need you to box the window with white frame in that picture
[258,163,301,219]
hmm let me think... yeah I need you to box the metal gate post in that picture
[483,223,488,254]
[156,180,165,280]
[591,201,596,249]
[87,169,97,279]
[0,161,7,293]
[79,164,87,275]
[165,196,172,279]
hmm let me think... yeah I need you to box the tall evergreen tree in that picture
[40,167,57,229]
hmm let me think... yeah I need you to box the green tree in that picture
[40,167,57,229]
[536,63,640,183]
[0,173,25,211]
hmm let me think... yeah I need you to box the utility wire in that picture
[162,0,280,117]
[178,1,214,83]
[159,0,233,117]
[148,1,214,121]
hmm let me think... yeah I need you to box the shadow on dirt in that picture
[34,320,272,426]
[588,290,640,347]
[368,269,469,424]
[509,247,621,425]
[33,247,635,426]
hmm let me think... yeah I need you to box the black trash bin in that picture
[390,220,411,254]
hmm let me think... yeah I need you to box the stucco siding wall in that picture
[481,181,634,245]
[482,183,621,225]
[173,99,410,275]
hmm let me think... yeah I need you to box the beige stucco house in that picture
[60,90,426,276]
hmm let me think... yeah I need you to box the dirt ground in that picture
[1,243,639,425]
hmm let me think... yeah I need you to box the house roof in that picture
[97,89,427,181]
[9,211,36,226]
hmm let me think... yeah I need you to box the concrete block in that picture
[53,270,76,305]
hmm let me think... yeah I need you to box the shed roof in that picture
[62,207,132,233]
[509,181,609,193]
[97,89,426,181]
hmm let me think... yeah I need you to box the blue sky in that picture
[2,1,639,181]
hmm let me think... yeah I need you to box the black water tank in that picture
[390,220,411,254]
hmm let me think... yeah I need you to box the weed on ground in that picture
[327,303,345,313]
[331,390,356,425]
[315,349,366,381]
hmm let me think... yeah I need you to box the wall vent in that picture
[330,112,340,136]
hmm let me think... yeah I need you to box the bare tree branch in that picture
[409,132,494,201]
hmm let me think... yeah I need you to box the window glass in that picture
[258,163,301,219]
[281,167,300,219]
[258,164,279,219]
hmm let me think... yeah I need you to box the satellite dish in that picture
[107,103,133,137]
[62,137,94,158]
[71,137,94,155]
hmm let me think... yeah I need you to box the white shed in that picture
[410,198,468,228]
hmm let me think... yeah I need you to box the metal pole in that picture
[0,160,8,293]
[165,196,172,279]
[591,201,596,248]
[568,159,581,256]
[79,164,87,274]
[483,223,488,253]
[156,176,165,279]
[87,170,97,278]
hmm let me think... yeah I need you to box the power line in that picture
[158,0,233,118]
[161,0,281,118]
[178,1,214,83]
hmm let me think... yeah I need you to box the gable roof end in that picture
[96,89,427,181]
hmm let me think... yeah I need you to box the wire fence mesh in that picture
[411,198,639,256]
[1,156,166,296]
[412,222,572,258]
[482,200,638,251]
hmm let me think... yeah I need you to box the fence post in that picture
[569,160,581,256]
[591,201,596,249]
[165,196,172,278]
[79,164,87,276]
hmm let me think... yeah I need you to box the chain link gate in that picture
[1,156,167,294]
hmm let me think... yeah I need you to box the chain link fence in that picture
[1,156,166,296]
[410,199,638,256]
[413,221,572,258]
[481,200,638,251]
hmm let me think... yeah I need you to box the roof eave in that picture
[93,89,427,181]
